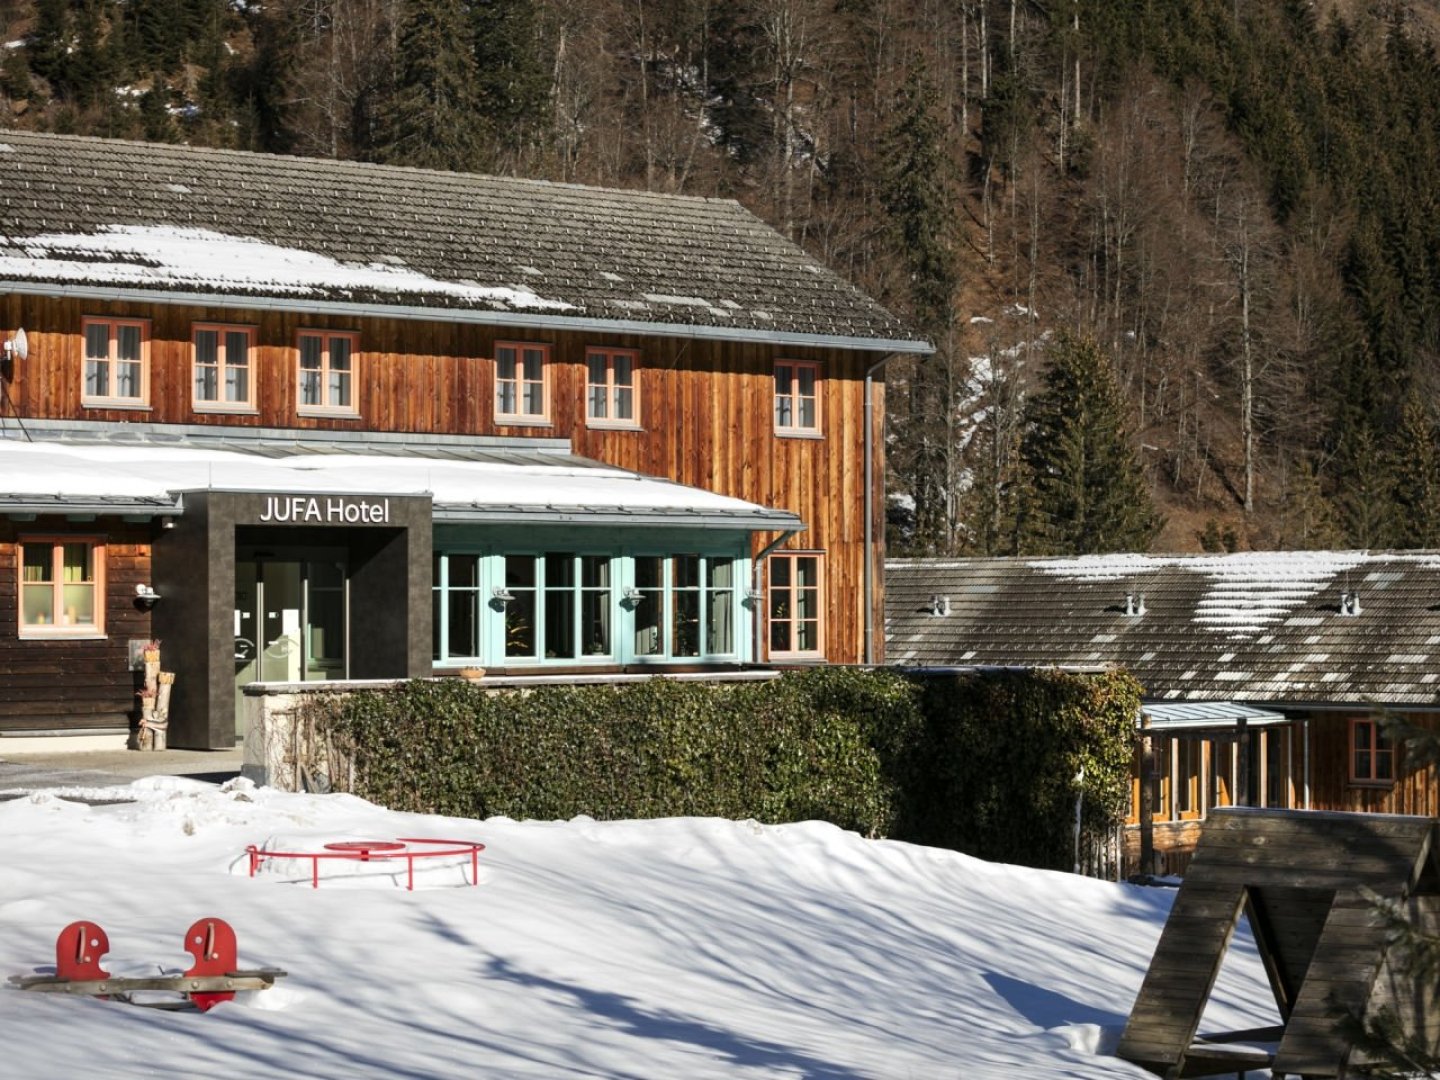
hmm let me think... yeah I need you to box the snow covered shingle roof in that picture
[886,552,1440,706]
[0,130,925,350]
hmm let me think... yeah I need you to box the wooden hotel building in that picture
[0,130,928,750]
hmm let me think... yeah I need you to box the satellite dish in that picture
[12,327,26,361]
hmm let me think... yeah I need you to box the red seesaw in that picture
[8,918,285,1011]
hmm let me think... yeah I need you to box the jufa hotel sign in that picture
[258,495,393,525]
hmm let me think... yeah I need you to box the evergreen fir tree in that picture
[1017,333,1161,556]
[882,66,960,554]
[1336,424,1397,548]
[372,0,484,171]
[1389,395,1440,550]
[470,0,548,162]
[1276,457,1340,550]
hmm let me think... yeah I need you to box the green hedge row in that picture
[310,666,1140,870]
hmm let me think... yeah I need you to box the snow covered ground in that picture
[0,778,1274,1078]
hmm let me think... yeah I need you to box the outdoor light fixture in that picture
[621,586,644,603]
[490,586,515,604]
[134,583,161,609]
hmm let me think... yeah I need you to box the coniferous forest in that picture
[3,0,1440,556]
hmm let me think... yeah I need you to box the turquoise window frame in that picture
[431,530,751,668]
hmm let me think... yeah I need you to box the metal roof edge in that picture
[433,507,806,531]
[7,417,575,453]
[0,280,934,355]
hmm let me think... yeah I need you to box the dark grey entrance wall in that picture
[150,491,433,748]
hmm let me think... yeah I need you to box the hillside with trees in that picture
[2,0,1440,556]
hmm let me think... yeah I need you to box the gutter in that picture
[863,352,902,664]
[0,280,933,356]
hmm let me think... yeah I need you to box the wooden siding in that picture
[0,519,152,732]
[1309,711,1440,818]
[3,295,889,664]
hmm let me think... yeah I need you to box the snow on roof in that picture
[0,439,801,527]
[1029,551,1371,633]
[887,551,1440,705]
[0,226,573,311]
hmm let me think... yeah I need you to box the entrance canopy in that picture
[1139,701,1288,732]
[0,436,804,532]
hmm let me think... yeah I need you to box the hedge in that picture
[309,666,1141,871]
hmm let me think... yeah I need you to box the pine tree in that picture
[1276,457,1340,550]
[1389,395,1440,550]
[1018,332,1161,556]
[372,0,484,171]
[470,0,548,163]
[882,65,960,554]
[1336,424,1396,548]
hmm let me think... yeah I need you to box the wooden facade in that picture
[3,294,887,671]
[0,518,152,732]
[1123,712,1440,878]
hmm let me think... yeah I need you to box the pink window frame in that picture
[767,551,825,660]
[296,330,361,416]
[17,536,106,639]
[774,360,822,436]
[81,316,151,408]
[494,341,551,425]
[192,322,258,412]
[584,347,641,429]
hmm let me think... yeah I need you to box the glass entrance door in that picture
[234,550,347,735]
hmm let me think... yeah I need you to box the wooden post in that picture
[1139,712,1156,878]
[1236,717,1251,807]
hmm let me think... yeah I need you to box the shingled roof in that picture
[886,552,1440,706]
[0,130,926,351]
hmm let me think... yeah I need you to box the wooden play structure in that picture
[1117,807,1440,1078]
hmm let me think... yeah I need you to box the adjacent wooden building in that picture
[0,130,928,748]
[886,552,1440,876]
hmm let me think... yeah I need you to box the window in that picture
[495,342,550,423]
[18,538,103,638]
[774,360,821,435]
[433,553,484,662]
[193,324,256,410]
[632,554,737,661]
[502,553,614,662]
[297,331,358,415]
[1351,718,1394,784]
[430,549,739,666]
[82,318,149,406]
[768,552,823,658]
[586,348,640,427]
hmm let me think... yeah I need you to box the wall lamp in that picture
[134,583,161,609]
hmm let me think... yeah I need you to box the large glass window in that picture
[769,552,823,658]
[298,331,358,414]
[19,538,103,638]
[193,324,256,410]
[433,553,484,662]
[82,318,148,406]
[586,348,639,427]
[430,550,738,666]
[495,342,550,422]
